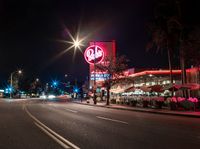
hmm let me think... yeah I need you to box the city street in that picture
[1,1,200,149]
[0,99,200,149]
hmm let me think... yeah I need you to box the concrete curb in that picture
[72,101,200,118]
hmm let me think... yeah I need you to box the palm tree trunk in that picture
[180,49,187,97]
[167,49,174,96]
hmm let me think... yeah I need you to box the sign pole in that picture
[84,43,104,105]
[93,42,97,104]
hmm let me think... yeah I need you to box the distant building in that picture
[0,89,4,98]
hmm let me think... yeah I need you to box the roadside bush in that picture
[155,101,163,109]
[110,99,116,104]
[130,100,137,107]
[169,102,177,110]
[179,100,194,110]
[142,100,149,108]
[125,99,130,105]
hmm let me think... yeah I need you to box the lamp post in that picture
[93,41,97,104]
[10,70,22,98]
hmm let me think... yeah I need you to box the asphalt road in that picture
[0,98,200,149]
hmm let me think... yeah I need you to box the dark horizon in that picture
[0,0,199,87]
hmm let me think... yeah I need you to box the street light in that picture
[52,80,58,87]
[36,78,39,82]
[73,39,81,50]
[10,70,22,98]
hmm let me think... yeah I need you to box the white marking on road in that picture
[47,104,78,113]
[48,103,57,107]
[35,122,70,149]
[65,108,78,113]
[24,106,80,149]
[96,116,129,125]
[22,104,25,110]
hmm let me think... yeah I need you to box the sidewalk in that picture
[72,99,200,118]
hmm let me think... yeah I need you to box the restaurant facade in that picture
[83,41,200,100]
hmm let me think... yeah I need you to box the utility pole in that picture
[9,70,22,98]
[10,73,13,98]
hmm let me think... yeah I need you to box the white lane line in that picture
[96,116,129,125]
[22,104,25,110]
[65,108,78,113]
[24,106,80,149]
[35,122,70,149]
[47,104,78,113]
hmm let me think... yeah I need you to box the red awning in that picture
[140,85,152,92]
[148,85,163,92]
[125,86,135,92]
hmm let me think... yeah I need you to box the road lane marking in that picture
[47,103,78,113]
[96,116,129,125]
[35,122,70,149]
[65,108,78,113]
[22,104,25,110]
[24,105,80,149]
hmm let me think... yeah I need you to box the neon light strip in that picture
[129,70,181,78]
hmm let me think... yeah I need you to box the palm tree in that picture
[148,1,200,97]
[147,1,200,96]
[147,2,181,96]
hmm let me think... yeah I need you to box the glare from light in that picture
[55,29,88,60]
[48,95,56,99]
[18,70,22,74]
[53,81,58,86]
[65,31,85,51]
[149,74,153,77]
[40,95,47,99]
[74,40,81,49]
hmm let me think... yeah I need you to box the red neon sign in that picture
[84,45,104,64]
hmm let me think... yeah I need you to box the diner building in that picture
[83,40,200,99]
[106,67,200,98]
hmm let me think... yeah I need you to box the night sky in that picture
[0,0,199,86]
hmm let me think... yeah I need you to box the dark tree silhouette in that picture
[96,55,129,105]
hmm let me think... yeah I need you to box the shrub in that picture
[110,99,116,104]
[155,101,163,109]
[170,102,177,110]
[179,100,194,110]
[130,100,137,106]
[142,100,149,108]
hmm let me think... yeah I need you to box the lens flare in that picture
[55,28,88,62]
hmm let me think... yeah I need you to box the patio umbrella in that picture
[124,86,135,92]
[186,83,200,90]
[178,84,192,90]
[140,85,152,92]
[148,85,163,92]
[110,86,125,94]
[163,84,179,91]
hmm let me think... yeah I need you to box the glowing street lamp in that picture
[57,29,87,59]
[36,78,39,82]
[10,69,22,98]
[18,70,22,74]
[73,39,81,50]
[52,80,59,88]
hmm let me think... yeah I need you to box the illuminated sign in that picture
[90,73,110,81]
[84,45,104,65]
